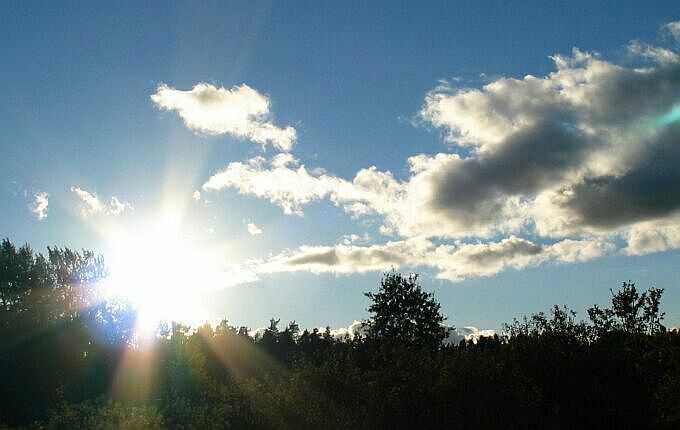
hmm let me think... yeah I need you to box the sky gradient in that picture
[2,1,680,332]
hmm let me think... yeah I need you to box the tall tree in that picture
[364,271,446,348]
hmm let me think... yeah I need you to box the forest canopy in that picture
[0,238,679,429]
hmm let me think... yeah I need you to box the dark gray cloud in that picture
[288,249,340,266]
[582,62,680,125]
[286,247,407,268]
[429,121,591,225]
[344,249,407,266]
[287,247,405,266]
[420,51,680,236]
[566,124,680,228]
[459,237,544,267]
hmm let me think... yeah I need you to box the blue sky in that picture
[2,1,680,332]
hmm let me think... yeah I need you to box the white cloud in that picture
[664,21,680,43]
[249,327,268,339]
[247,222,262,235]
[628,40,679,64]
[202,153,441,236]
[192,190,201,202]
[201,38,680,282]
[325,320,367,340]
[31,192,49,220]
[443,325,497,345]
[71,186,103,216]
[258,236,611,282]
[209,45,680,234]
[71,186,132,217]
[623,219,680,256]
[108,196,131,216]
[151,82,297,151]
[203,153,356,216]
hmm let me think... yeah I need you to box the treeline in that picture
[1,239,679,429]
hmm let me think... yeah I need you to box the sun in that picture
[102,221,225,333]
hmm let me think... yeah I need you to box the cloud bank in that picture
[151,82,296,151]
[258,236,611,282]
[202,32,680,282]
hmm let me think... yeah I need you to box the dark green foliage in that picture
[364,270,446,348]
[39,400,164,429]
[0,239,132,426]
[588,281,666,336]
[1,239,679,429]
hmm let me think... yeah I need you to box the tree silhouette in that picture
[364,270,446,348]
[587,281,666,337]
[2,239,679,429]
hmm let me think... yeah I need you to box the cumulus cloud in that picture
[623,220,680,256]
[443,326,497,345]
[325,320,367,340]
[203,153,357,215]
[192,190,201,202]
[151,82,296,151]
[204,151,519,238]
[418,48,680,238]
[202,32,680,280]
[71,187,132,217]
[31,192,49,220]
[247,222,263,235]
[560,125,680,230]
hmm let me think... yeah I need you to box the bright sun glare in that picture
[102,222,226,333]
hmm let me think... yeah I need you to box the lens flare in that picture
[651,104,680,127]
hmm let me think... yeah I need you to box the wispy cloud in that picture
[108,196,130,216]
[664,21,680,43]
[258,236,611,282]
[31,192,49,220]
[628,40,679,64]
[71,186,132,217]
[151,82,296,151]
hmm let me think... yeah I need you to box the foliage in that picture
[364,270,446,348]
[0,239,679,429]
[39,400,164,430]
[587,281,666,337]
